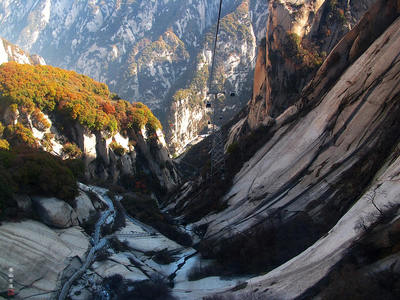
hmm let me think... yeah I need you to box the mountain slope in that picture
[220,142,400,299]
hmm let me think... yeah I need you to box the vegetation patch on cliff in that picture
[172,63,209,108]
[206,0,253,46]
[0,62,161,134]
[138,30,189,67]
[283,32,324,71]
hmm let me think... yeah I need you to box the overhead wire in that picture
[207,0,224,93]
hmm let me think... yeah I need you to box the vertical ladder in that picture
[208,92,225,180]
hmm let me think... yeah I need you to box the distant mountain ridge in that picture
[0,0,268,154]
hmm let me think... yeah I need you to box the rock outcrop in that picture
[167,0,258,155]
[217,140,400,299]
[74,191,96,224]
[241,0,377,133]
[65,120,179,193]
[0,37,45,65]
[165,2,400,297]
[156,1,400,298]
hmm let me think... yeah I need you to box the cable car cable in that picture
[208,0,224,92]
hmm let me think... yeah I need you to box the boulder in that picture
[32,197,79,228]
[74,191,96,224]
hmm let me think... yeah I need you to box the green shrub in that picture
[41,133,54,152]
[4,123,38,147]
[62,142,83,159]
[327,0,346,25]
[0,163,16,213]
[149,249,177,265]
[284,32,302,59]
[80,210,100,236]
[111,196,126,231]
[109,141,126,156]
[226,142,239,155]
[65,158,85,180]
[109,237,130,253]
[100,274,175,300]
[0,146,81,219]
[283,32,323,70]
[95,248,111,261]
[31,108,51,130]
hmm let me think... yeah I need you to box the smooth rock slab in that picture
[0,220,89,299]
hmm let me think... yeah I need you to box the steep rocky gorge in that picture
[1,0,400,299]
[173,0,385,213]
[0,41,188,299]
[203,0,400,241]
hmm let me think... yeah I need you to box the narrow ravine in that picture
[58,184,244,299]
[58,184,116,300]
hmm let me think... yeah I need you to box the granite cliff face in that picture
[0,0,268,153]
[204,0,400,241]
[242,0,377,133]
[0,220,90,298]
[167,0,400,297]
